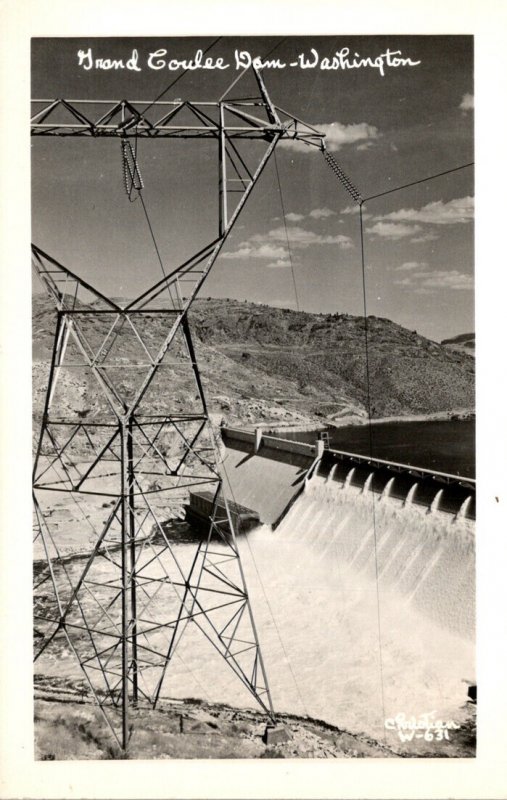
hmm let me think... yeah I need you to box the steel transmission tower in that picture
[32,67,325,753]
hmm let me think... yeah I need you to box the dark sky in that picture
[31,36,474,340]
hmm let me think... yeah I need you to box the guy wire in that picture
[358,201,388,740]
[273,149,300,312]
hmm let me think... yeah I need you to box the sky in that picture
[31,36,474,341]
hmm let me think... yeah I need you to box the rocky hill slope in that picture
[32,295,475,428]
[441,332,475,356]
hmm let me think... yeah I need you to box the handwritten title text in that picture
[77,47,421,77]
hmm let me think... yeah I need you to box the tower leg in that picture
[127,416,139,706]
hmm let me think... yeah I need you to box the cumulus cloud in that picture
[280,121,379,153]
[221,242,288,260]
[394,269,473,292]
[221,224,353,262]
[285,207,337,222]
[411,232,439,243]
[460,93,474,111]
[357,141,375,151]
[367,221,422,240]
[251,226,353,249]
[394,261,428,272]
[266,259,292,269]
[419,270,473,290]
[320,122,379,151]
[341,204,372,220]
[376,196,474,226]
[309,207,337,219]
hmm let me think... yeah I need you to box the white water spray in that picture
[362,472,374,494]
[456,495,472,521]
[405,482,418,506]
[327,464,338,483]
[380,476,395,501]
[235,473,474,742]
[343,467,356,489]
[430,488,444,514]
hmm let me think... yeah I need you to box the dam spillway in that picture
[214,424,475,743]
[220,426,476,523]
[219,428,311,526]
[220,426,475,640]
[273,468,475,640]
[170,450,474,742]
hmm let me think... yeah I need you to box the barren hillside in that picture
[32,295,475,428]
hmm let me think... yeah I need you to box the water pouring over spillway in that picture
[149,465,469,743]
[362,472,375,494]
[457,495,473,521]
[405,481,418,506]
[237,470,474,741]
[212,429,475,742]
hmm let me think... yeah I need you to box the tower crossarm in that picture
[30,98,326,149]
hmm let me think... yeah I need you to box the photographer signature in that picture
[385,711,461,742]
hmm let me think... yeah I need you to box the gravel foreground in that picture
[34,677,475,760]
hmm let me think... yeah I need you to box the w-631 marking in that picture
[385,712,461,743]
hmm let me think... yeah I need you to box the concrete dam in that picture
[207,425,475,742]
[220,426,475,525]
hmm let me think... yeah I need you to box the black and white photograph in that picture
[1,4,507,797]
[30,34,477,760]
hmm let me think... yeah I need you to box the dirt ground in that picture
[34,676,475,760]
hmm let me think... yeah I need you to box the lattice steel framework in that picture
[32,67,327,753]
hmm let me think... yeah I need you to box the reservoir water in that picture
[277,419,475,478]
